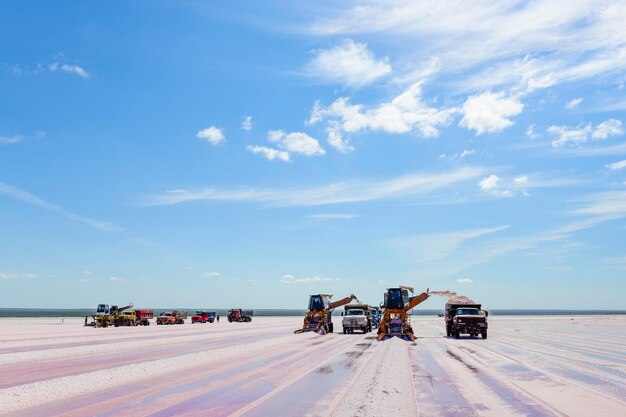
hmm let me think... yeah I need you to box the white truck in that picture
[341,304,372,334]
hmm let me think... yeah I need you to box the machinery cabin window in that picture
[346,310,365,315]
[456,309,480,315]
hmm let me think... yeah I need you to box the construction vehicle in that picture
[134,309,154,326]
[227,309,253,322]
[294,294,358,335]
[156,310,187,325]
[377,287,429,341]
[446,302,488,339]
[341,304,372,334]
[86,303,135,328]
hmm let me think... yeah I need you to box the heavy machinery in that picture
[294,294,358,335]
[86,303,135,328]
[377,287,429,341]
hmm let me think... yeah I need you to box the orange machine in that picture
[377,286,429,341]
[294,294,357,335]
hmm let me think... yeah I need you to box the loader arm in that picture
[118,304,134,313]
[405,292,429,311]
[329,294,357,309]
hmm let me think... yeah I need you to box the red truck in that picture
[227,309,253,322]
[156,310,188,325]
[191,311,216,323]
[134,309,154,326]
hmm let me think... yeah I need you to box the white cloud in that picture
[459,149,476,158]
[0,272,39,280]
[573,190,626,216]
[308,82,456,147]
[565,98,583,109]
[267,130,325,156]
[456,278,474,284]
[388,225,509,264]
[326,124,355,153]
[203,272,220,278]
[513,176,528,185]
[306,39,391,87]
[281,274,334,284]
[109,276,123,282]
[143,167,486,207]
[607,160,626,171]
[459,92,524,135]
[479,175,500,191]
[526,124,539,139]
[548,119,623,147]
[309,2,626,93]
[82,270,94,275]
[548,123,592,147]
[197,126,225,145]
[0,135,22,145]
[592,119,624,140]
[0,182,123,232]
[241,116,252,131]
[308,213,358,220]
[49,62,90,78]
[246,145,290,162]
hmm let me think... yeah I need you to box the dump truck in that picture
[341,304,372,334]
[156,310,187,325]
[377,287,429,341]
[446,302,488,339]
[227,309,253,322]
[134,309,154,326]
[294,294,358,335]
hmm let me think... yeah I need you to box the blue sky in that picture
[1,1,625,309]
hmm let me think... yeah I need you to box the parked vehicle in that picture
[342,304,372,334]
[446,303,488,339]
[157,310,187,325]
[370,306,381,328]
[134,309,154,326]
[206,312,216,323]
[227,309,253,322]
[191,311,209,323]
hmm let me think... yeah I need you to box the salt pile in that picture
[430,290,475,304]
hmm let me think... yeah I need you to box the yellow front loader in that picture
[294,294,358,335]
[377,287,429,341]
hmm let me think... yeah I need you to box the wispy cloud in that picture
[548,119,623,147]
[281,274,335,284]
[308,1,626,93]
[0,272,39,280]
[246,145,290,162]
[308,213,358,220]
[241,116,253,131]
[203,271,221,278]
[387,225,509,264]
[456,278,474,284]
[49,62,90,78]
[606,160,626,171]
[565,98,583,109]
[0,182,123,232]
[141,167,486,207]
[0,135,22,145]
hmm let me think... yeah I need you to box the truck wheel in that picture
[343,327,346,334]
[454,330,460,339]
[329,323,334,333]
[446,325,451,337]
[482,331,487,339]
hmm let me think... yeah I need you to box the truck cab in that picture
[191,311,209,323]
[446,304,488,339]
[156,311,176,325]
[342,304,372,334]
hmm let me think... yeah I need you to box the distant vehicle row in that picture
[85,304,253,328]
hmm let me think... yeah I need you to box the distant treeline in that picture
[1,308,625,318]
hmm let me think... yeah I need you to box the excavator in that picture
[377,286,429,341]
[294,294,358,335]
[87,303,135,328]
